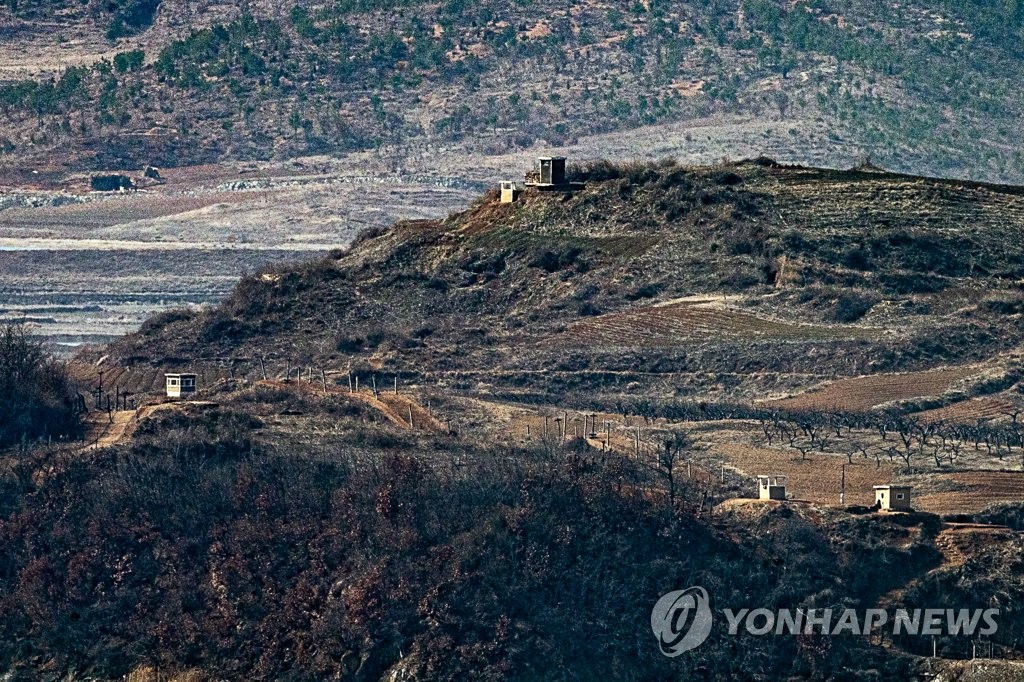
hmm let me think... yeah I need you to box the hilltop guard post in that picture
[757,475,788,501]
[500,156,584,203]
[500,180,523,203]
[873,484,912,511]
[165,373,197,399]
[530,156,567,187]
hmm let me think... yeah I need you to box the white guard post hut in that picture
[500,180,523,203]
[757,475,788,501]
[873,484,912,512]
[165,373,197,399]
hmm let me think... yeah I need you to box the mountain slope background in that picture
[1,0,1023,182]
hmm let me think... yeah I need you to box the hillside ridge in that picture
[102,158,1024,412]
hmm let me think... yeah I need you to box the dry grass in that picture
[561,300,874,348]
[124,666,209,682]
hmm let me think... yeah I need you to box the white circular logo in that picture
[651,586,713,656]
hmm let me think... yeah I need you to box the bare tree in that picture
[657,432,691,507]
[794,442,813,462]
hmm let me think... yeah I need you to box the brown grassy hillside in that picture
[109,159,1024,406]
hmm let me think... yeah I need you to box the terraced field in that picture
[764,169,1024,243]
[914,396,1019,424]
[770,366,983,412]
[561,300,875,348]
[915,471,1024,514]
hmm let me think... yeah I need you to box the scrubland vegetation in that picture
[0,389,931,679]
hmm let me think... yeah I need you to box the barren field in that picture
[710,441,899,508]
[768,366,984,412]
[913,471,1024,514]
[914,396,1019,424]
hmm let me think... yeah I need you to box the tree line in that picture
[0,322,80,449]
